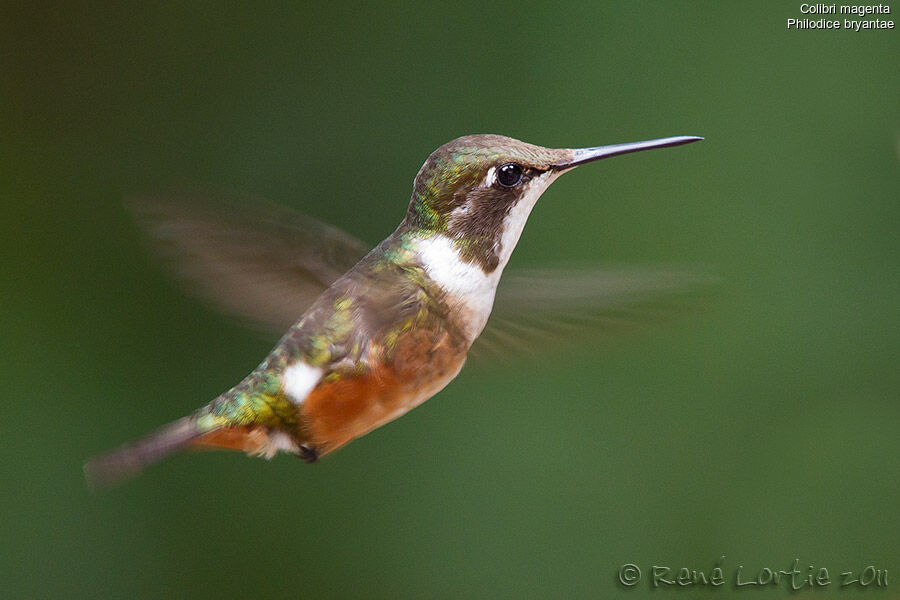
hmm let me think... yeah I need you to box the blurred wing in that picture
[471,265,718,364]
[129,194,370,333]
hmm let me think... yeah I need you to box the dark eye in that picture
[496,163,524,188]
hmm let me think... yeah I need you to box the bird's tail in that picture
[85,389,299,490]
[83,415,208,491]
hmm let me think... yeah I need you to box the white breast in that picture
[414,170,558,343]
[416,234,501,342]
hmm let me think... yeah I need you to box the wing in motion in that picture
[129,195,717,356]
[129,193,370,332]
[471,265,717,364]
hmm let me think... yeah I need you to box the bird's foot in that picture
[297,444,319,463]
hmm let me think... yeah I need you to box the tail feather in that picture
[192,426,268,453]
[84,393,299,490]
[83,416,203,491]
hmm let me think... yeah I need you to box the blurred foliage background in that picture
[1,2,898,598]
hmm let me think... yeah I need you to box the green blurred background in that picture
[1,2,898,598]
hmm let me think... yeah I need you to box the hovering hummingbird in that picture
[85,133,704,488]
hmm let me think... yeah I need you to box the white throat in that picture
[494,171,558,270]
[414,171,558,342]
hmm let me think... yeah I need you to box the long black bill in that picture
[557,135,704,169]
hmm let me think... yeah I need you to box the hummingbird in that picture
[85,133,704,488]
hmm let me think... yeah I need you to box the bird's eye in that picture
[496,163,524,188]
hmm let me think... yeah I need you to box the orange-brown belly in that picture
[299,329,467,454]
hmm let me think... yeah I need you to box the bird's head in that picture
[405,134,701,272]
